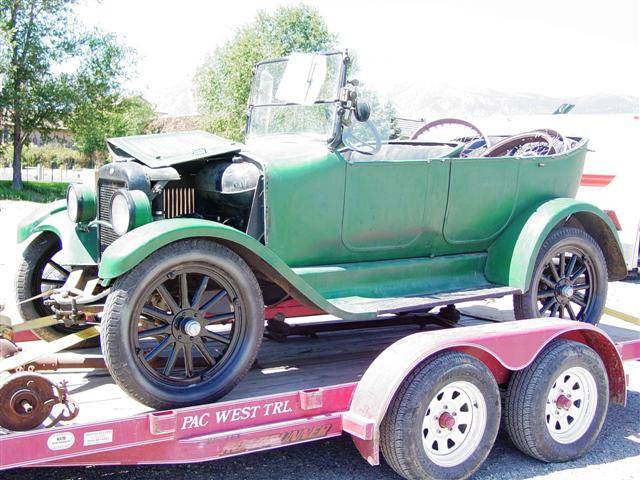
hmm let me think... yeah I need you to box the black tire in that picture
[513,227,608,325]
[15,232,96,346]
[504,339,609,462]
[101,239,264,409]
[380,351,500,480]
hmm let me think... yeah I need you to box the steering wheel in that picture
[410,118,491,157]
[481,131,556,157]
[343,120,382,155]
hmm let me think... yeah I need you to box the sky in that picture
[75,0,640,116]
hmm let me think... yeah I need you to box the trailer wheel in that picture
[504,339,609,462]
[102,239,264,410]
[381,351,500,480]
[15,233,97,347]
[513,227,607,325]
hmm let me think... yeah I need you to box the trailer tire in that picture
[380,351,500,480]
[514,227,607,325]
[504,339,609,462]
[101,239,264,410]
[15,232,97,347]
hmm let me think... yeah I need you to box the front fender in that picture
[17,203,98,266]
[98,219,349,317]
[17,200,66,243]
[485,198,625,292]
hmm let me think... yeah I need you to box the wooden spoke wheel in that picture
[514,227,608,325]
[101,239,264,410]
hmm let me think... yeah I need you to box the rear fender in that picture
[97,218,346,317]
[485,198,626,292]
[342,319,625,466]
[17,205,98,266]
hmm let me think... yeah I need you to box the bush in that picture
[1,143,84,168]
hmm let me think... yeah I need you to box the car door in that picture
[340,146,450,258]
[442,156,520,248]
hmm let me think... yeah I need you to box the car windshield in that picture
[246,52,344,142]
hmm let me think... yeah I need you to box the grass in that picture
[0,180,68,203]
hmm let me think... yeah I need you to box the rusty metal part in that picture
[0,326,101,374]
[0,373,79,431]
[17,355,106,372]
[2,333,105,372]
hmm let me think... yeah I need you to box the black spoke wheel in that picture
[134,266,244,385]
[514,227,608,325]
[15,233,95,346]
[102,239,264,409]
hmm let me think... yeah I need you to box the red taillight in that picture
[605,210,622,231]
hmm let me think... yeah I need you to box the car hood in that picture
[106,130,242,168]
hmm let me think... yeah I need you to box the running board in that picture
[328,286,520,316]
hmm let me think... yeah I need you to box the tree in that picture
[194,4,337,141]
[0,0,131,188]
[68,95,155,165]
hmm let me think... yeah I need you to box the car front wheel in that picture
[15,232,98,346]
[513,227,607,325]
[101,239,264,410]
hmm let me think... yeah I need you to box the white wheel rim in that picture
[545,366,598,444]
[421,380,487,467]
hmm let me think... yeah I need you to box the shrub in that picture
[1,143,83,168]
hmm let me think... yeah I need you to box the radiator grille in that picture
[97,180,125,254]
[163,186,195,219]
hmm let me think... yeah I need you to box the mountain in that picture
[390,84,639,119]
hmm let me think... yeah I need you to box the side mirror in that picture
[355,101,371,122]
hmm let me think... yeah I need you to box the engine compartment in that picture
[97,153,265,248]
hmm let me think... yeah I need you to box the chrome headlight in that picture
[66,184,96,223]
[110,189,152,236]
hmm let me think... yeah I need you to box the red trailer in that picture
[1,307,639,480]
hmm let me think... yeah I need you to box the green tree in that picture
[68,95,155,165]
[0,0,131,188]
[194,4,337,141]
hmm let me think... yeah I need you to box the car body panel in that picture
[294,253,489,300]
[96,217,363,318]
[107,130,242,167]
[16,200,66,243]
[485,197,626,291]
[19,209,98,266]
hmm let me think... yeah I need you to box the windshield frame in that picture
[245,50,349,148]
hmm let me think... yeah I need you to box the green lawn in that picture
[0,180,68,203]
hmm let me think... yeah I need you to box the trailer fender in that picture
[485,198,626,292]
[342,319,625,466]
[98,218,347,316]
[17,207,98,266]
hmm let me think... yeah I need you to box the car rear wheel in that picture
[381,351,500,480]
[513,227,607,324]
[15,233,96,346]
[101,239,264,409]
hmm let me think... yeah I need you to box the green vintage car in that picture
[15,51,626,408]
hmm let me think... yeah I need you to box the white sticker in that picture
[47,432,75,451]
[83,429,113,446]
